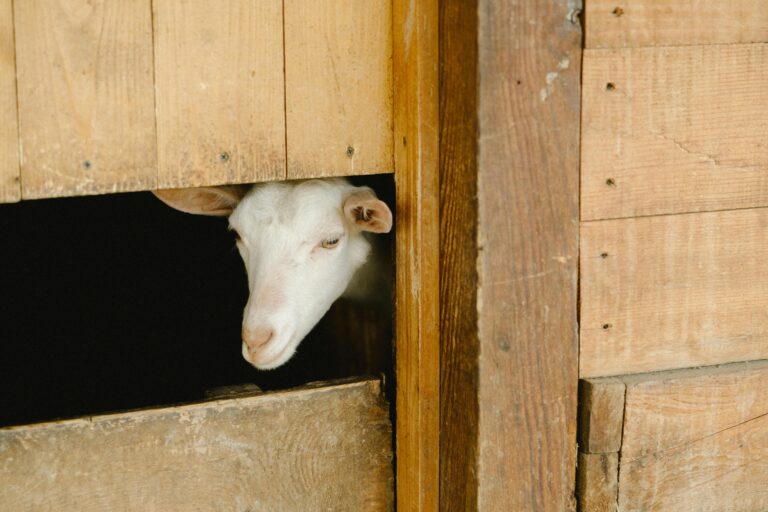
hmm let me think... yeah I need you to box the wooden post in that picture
[440,0,582,509]
[393,0,440,510]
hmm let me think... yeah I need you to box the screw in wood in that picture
[612,7,624,17]
[606,82,616,91]
[82,160,92,170]
[219,152,230,163]
[606,177,616,187]
[346,146,355,157]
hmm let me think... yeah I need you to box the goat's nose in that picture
[243,326,274,352]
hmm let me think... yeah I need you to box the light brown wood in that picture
[285,0,393,179]
[393,0,439,510]
[0,0,19,203]
[576,452,618,512]
[581,44,768,221]
[585,0,768,49]
[0,379,393,511]
[620,360,768,459]
[14,0,157,199]
[581,208,768,378]
[578,378,625,454]
[618,361,768,512]
[475,1,581,510]
[153,0,285,189]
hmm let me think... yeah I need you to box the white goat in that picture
[154,178,393,369]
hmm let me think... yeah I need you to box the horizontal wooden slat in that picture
[581,44,768,221]
[284,0,393,178]
[580,208,768,377]
[0,379,392,511]
[153,0,286,189]
[14,0,157,199]
[585,0,768,49]
[0,0,19,203]
[618,361,768,512]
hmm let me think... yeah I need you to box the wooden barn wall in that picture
[440,0,581,509]
[578,2,768,510]
[0,0,393,202]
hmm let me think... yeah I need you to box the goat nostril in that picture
[244,327,274,351]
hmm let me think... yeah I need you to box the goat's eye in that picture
[321,237,340,249]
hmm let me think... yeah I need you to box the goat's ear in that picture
[152,185,250,217]
[343,188,393,233]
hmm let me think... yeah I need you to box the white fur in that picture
[228,179,385,369]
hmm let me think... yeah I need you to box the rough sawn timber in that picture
[0,379,393,511]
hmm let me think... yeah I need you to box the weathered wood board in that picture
[581,207,768,378]
[153,0,286,189]
[14,0,157,199]
[0,379,393,511]
[578,361,768,512]
[394,0,439,509]
[585,0,768,49]
[285,0,393,178]
[0,0,19,203]
[581,44,768,221]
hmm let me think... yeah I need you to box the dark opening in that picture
[0,175,394,427]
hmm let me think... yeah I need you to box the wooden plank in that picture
[14,0,156,199]
[153,0,285,189]
[0,379,393,511]
[578,378,625,454]
[617,361,768,512]
[580,208,768,378]
[0,0,19,203]
[475,1,581,510]
[576,452,618,512]
[581,44,768,221]
[393,0,439,510]
[438,0,479,509]
[620,360,768,459]
[585,0,768,49]
[285,0,393,178]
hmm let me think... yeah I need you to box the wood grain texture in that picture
[14,0,157,199]
[393,0,439,510]
[476,1,580,510]
[576,452,618,512]
[0,0,19,203]
[153,0,285,189]
[618,361,768,512]
[581,44,768,221]
[0,379,393,511]
[580,208,768,378]
[438,0,479,510]
[578,378,625,454]
[285,0,393,178]
[585,0,768,49]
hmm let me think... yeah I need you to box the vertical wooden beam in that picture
[439,0,479,509]
[441,0,582,509]
[475,1,580,508]
[393,0,439,510]
[0,0,19,203]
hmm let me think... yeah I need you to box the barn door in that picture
[0,379,393,511]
